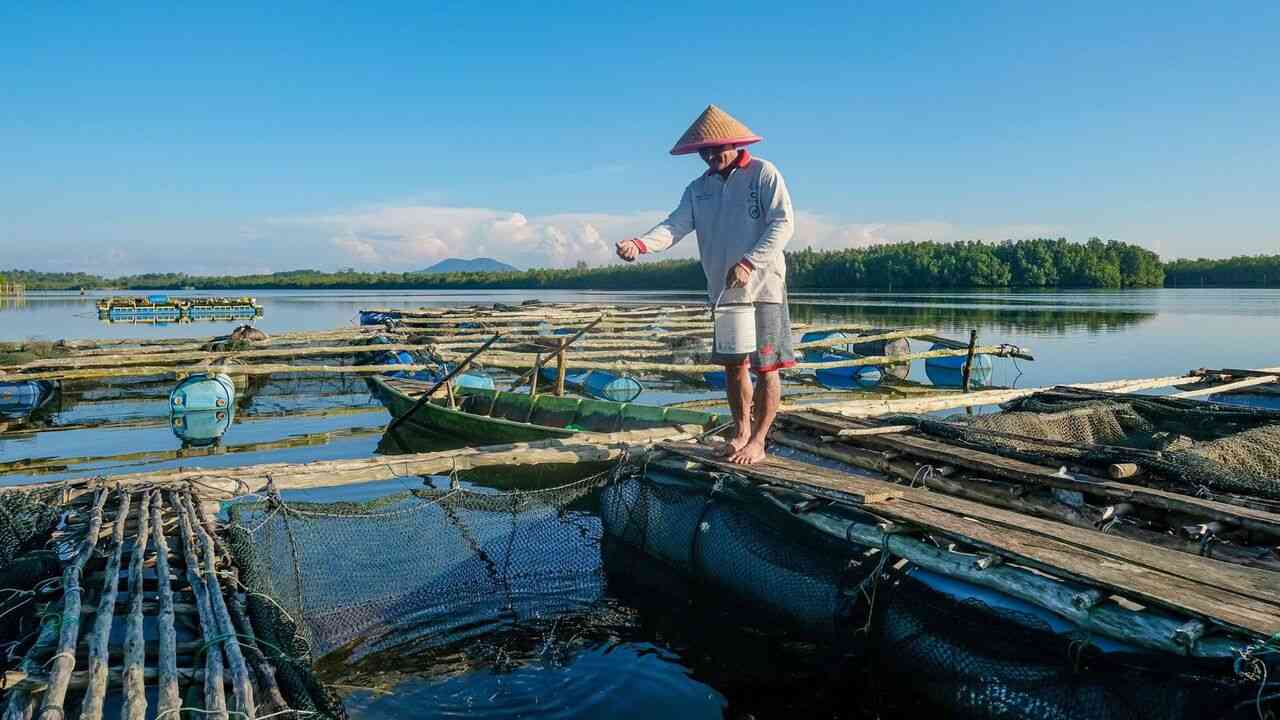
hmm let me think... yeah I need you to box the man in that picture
[616,105,794,465]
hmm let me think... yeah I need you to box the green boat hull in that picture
[369,376,724,445]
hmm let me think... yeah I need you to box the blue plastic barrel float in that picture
[923,343,993,388]
[359,310,400,326]
[539,368,643,402]
[147,294,169,304]
[434,363,495,391]
[799,330,911,389]
[171,408,234,447]
[0,380,56,419]
[358,336,494,388]
[170,373,236,413]
[1205,392,1280,411]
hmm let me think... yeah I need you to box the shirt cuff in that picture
[739,258,755,270]
[634,239,649,253]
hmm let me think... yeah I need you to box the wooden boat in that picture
[367,375,724,444]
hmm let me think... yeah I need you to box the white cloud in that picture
[266,202,1068,271]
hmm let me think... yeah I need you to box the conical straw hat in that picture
[669,105,762,155]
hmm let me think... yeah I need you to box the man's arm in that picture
[617,186,695,261]
[741,165,794,269]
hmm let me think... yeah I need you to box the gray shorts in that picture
[710,302,796,373]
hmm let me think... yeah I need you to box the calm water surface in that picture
[2,288,1277,718]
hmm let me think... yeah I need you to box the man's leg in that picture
[720,361,753,456]
[728,369,779,465]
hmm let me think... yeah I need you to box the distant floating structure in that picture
[96,294,263,322]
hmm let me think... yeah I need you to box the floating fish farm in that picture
[0,302,1277,719]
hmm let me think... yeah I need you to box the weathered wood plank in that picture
[658,443,1280,638]
[183,493,256,717]
[170,490,229,720]
[656,443,902,505]
[781,413,1280,540]
[121,490,151,720]
[37,488,108,720]
[81,489,131,720]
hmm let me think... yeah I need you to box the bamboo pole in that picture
[445,343,1029,376]
[36,430,699,498]
[555,338,567,396]
[59,327,391,351]
[183,493,256,718]
[81,489,131,720]
[170,490,229,720]
[37,488,108,720]
[509,315,606,389]
[790,328,937,352]
[782,371,1274,417]
[1,342,436,373]
[1,426,387,478]
[430,338,672,352]
[121,489,151,720]
[0,361,447,383]
[527,352,541,396]
[1172,374,1277,398]
[362,305,707,322]
[434,327,940,362]
[188,502,289,714]
[961,330,978,392]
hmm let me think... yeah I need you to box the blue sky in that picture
[2,2,1276,274]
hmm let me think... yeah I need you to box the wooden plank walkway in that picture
[658,442,1280,639]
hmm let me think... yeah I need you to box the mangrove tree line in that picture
[10,238,1275,291]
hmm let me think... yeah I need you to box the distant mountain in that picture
[419,257,519,274]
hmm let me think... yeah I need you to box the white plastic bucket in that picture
[714,303,756,355]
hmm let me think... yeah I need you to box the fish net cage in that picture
[222,467,617,717]
[870,572,1253,720]
[220,452,1275,720]
[600,461,1270,719]
[907,388,1280,501]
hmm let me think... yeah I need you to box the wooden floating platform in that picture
[654,441,1280,651]
[96,296,263,322]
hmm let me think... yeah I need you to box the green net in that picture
[908,388,1280,500]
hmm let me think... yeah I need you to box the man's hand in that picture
[726,261,752,288]
[615,239,641,262]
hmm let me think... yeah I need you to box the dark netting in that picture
[0,486,65,687]
[607,457,1273,719]
[870,573,1255,720]
[223,468,616,717]
[0,486,63,571]
[904,388,1280,500]
[600,464,878,636]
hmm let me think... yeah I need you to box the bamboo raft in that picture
[2,484,290,720]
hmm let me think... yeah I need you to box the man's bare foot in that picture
[728,440,767,465]
[718,433,751,456]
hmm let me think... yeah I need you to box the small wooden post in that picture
[555,338,567,396]
[961,330,978,392]
[445,379,456,408]
[529,353,541,396]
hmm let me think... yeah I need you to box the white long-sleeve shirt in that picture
[635,152,793,304]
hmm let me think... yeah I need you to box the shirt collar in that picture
[705,149,752,177]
